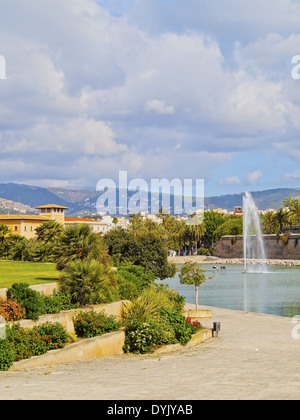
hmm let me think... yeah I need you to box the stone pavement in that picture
[0,305,299,400]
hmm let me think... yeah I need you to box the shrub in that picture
[123,320,176,354]
[122,297,161,325]
[73,311,122,338]
[0,298,26,321]
[5,323,47,362]
[43,290,80,314]
[59,259,118,306]
[5,322,69,365]
[32,322,69,350]
[186,317,203,333]
[160,308,193,346]
[7,283,45,321]
[117,279,139,301]
[122,286,193,354]
[142,284,185,313]
[0,339,15,371]
[117,265,155,293]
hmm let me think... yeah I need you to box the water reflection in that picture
[157,264,300,318]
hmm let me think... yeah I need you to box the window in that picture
[14,226,18,231]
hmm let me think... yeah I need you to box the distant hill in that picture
[205,188,300,211]
[0,183,299,215]
[0,183,73,213]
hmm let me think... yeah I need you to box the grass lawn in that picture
[0,260,60,289]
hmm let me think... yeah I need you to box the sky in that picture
[0,0,300,197]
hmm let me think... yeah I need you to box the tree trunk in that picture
[195,286,199,311]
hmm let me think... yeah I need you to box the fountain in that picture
[243,191,267,273]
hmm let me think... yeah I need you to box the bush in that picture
[186,317,203,333]
[117,265,155,292]
[0,298,26,321]
[123,319,176,354]
[0,339,15,371]
[197,247,210,256]
[59,259,118,306]
[143,284,185,313]
[32,322,69,350]
[160,308,193,346]
[43,290,80,314]
[5,322,69,365]
[73,311,122,338]
[7,283,45,321]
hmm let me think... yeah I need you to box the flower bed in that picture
[0,321,69,371]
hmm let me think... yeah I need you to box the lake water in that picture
[157,264,300,318]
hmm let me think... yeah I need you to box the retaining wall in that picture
[0,282,58,301]
[214,234,300,260]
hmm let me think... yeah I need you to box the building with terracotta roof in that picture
[35,204,69,225]
[0,214,51,239]
[0,204,69,239]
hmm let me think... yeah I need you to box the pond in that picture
[157,264,300,318]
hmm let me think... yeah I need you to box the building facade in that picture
[64,218,111,235]
[0,204,69,239]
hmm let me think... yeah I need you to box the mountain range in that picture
[0,183,299,216]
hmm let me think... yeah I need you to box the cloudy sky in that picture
[0,0,300,197]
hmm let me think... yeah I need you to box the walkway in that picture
[0,306,299,400]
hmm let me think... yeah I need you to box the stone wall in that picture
[214,234,300,260]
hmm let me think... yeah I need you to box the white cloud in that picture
[0,119,127,156]
[145,99,175,115]
[246,170,263,184]
[0,0,299,193]
[219,176,241,185]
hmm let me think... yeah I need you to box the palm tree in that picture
[0,224,10,257]
[273,208,290,233]
[288,199,300,225]
[0,224,9,244]
[185,218,206,255]
[261,211,278,234]
[35,220,63,244]
[128,214,145,238]
[54,223,111,270]
[59,259,116,306]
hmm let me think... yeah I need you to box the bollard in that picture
[213,322,221,337]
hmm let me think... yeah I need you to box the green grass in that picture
[0,260,60,289]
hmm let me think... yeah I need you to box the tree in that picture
[0,224,10,257]
[104,226,176,280]
[214,216,243,242]
[202,211,226,249]
[261,211,277,234]
[185,218,206,255]
[288,199,300,225]
[59,259,117,306]
[54,224,111,270]
[179,262,213,311]
[0,224,9,244]
[35,220,63,244]
[273,208,290,233]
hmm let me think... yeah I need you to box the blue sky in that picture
[0,0,300,197]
